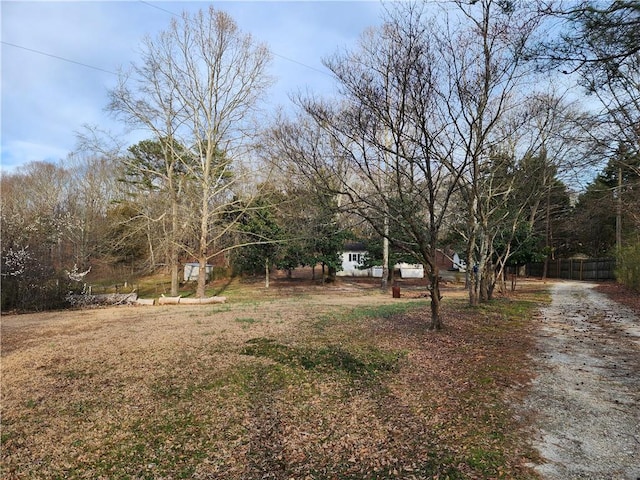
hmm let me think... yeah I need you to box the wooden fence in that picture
[526,258,616,281]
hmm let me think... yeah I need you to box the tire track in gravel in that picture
[526,281,640,480]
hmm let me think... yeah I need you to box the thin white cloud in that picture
[1,140,70,171]
[1,1,384,172]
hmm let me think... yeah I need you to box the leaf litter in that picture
[1,281,545,479]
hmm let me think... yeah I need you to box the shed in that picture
[396,262,424,278]
[183,263,214,282]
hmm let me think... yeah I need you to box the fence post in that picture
[558,258,561,278]
[569,259,572,280]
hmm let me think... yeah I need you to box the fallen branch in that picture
[66,293,138,307]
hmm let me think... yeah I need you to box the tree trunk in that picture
[196,171,211,298]
[196,255,208,298]
[327,265,336,283]
[428,267,442,330]
[170,194,179,296]
[616,165,622,252]
[466,198,480,306]
[381,215,389,291]
[196,229,208,298]
[542,187,550,280]
[480,258,493,302]
[265,256,270,288]
[468,265,479,306]
[146,222,156,271]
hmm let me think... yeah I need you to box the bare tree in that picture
[0,155,123,310]
[435,0,545,305]
[109,7,272,297]
[269,4,467,330]
[64,152,123,269]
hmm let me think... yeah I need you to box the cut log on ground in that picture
[179,296,227,304]
[135,298,155,306]
[158,296,181,305]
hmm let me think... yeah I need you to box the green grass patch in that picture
[235,316,259,325]
[464,447,506,475]
[314,300,429,331]
[348,301,430,320]
[241,337,404,377]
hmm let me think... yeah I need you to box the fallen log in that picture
[179,296,227,305]
[135,298,155,306]
[158,296,181,305]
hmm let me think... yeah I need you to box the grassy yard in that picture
[1,279,545,479]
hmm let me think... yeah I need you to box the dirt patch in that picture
[525,281,640,479]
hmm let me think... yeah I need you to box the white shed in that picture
[397,262,424,278]
[183,263,214,282]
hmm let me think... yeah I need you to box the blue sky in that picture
[1,1,386,172]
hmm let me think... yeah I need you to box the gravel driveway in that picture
[526,281,640,480]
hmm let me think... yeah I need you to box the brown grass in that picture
[1,277,544,479]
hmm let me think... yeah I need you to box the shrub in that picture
[616,242,640,291]
[1,246,81,312]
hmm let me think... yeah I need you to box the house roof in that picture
[343,242,367,252]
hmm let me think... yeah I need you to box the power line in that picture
[272,52,333,77]
[1,41,117,75]
[138,0,178,17]
[2,2,337,81]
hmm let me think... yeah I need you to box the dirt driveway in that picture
[527,281,640,480]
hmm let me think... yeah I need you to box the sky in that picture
[1,1,386,173]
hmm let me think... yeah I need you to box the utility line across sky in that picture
[1,41,118,75]
[2,29,333,80]
[2,0,334,80]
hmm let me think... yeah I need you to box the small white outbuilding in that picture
[183,263,214,282]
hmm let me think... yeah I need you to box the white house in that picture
[337,243,370,277]
[337,243,425,278]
